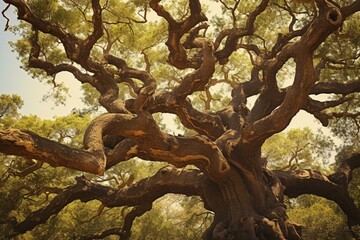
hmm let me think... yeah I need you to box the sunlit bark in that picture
[1,0,360,239]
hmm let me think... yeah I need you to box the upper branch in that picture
[3,0,80,55]
[172,38,216,97]
[242,4,344,146]
[4,0,133,114]
[78,0,104,61]
[28,30,99,86]
[150,0,207,69]
[214,0,270,63]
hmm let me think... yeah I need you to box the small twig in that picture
[1,3,10,31]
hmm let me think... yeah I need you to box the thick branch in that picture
[274,168,360,227]
[84,113,230,179]
[243,5,344,146]
[273,153,360,227]
[0,129,105,175]
[328,153,360,187]
[311,80,360,95]
[341,0,360,18]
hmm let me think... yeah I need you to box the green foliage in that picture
[0,94,210,238]
[132,195,211,239]
[288,195,352,240]
[262,127,333,171]
[0,94,23,119]
[263,126,360,239]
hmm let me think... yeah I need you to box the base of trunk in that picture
[202,166,302,240]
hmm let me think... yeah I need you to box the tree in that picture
[0,0,360,239]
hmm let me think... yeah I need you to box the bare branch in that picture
[1,3,10,31]
[10,160,43,178]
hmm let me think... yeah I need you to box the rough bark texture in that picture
[1,0,360,239]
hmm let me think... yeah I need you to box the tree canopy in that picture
[0,0,360,239]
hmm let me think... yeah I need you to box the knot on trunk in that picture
[326,8,342,26]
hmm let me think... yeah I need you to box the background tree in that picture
[1,0,360,239]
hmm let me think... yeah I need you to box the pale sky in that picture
[0,1,338,144]
[0,2,83,118]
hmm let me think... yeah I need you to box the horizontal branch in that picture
[302,97,352,126]
[10,167,207,235]
[311,80,360,95]
[0,129,105,175]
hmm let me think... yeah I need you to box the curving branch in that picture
[243,4,344,146]
[10,160,43,178]
[84,113,230,179]
[275,153,360,227]
[302,96,352,126]
[214,0,270,63]
[149,0,207,69]
[78,0,104,61]
[172,38,216,98]
[27,30,99,87]
[9,167,208,235]
[104,54,157,114]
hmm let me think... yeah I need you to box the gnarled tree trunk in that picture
[1,0,360,239]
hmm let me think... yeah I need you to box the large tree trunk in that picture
[1,0,360,239]
[202,150,301,240]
